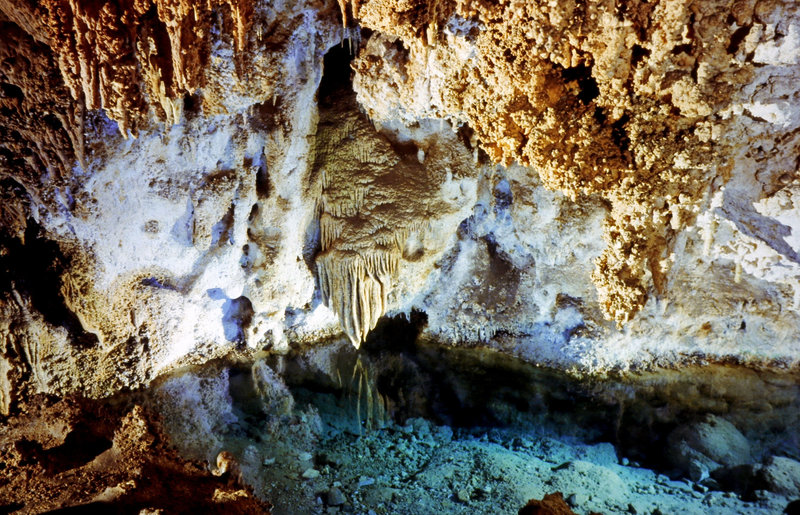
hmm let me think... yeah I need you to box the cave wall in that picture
[1,0,799,414]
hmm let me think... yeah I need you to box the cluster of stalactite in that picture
[348,0,798,325]
[40,0,257,135]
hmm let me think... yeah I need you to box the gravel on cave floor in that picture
[246,389,793,515]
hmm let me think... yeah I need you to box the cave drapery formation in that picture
[1,0,800,415]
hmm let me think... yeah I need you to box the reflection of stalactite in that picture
[347,357,388,434]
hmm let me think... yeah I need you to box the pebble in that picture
[567,493,587,507]
[362,486,396,505]
[262,458,276,466]
[327,487,346,506]
[357,476,375,488]
[457,489,470,502]
[621,457,630,466]
[302,468,320,479]
[688,459,710,482]
[299,452,313,461]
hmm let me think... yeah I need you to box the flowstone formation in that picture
[313,75,474,345]
[313,98,425,345]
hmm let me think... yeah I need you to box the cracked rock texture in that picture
[1,0,800,418]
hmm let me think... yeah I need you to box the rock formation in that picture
[0,0,798,434]
[351,0,800,326]
[0,396,270,512]
[2,0,800,511]
[313,79,474,345]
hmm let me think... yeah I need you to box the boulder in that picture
[519,492,577,515]
[761,456,800,497]
[667,415,752,475]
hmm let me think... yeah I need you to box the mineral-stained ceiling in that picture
[351,0,798,325]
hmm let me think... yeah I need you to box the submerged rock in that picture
[326,487,346,506]
[302,467,320,479]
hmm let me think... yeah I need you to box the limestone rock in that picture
[302,467,320,479]
[352,0,800,327]
[327,487,346,506]
[0,0,798,414]
[252,359,294,418]
[667,415,752,475]
[761,456,800,498]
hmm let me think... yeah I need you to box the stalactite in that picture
[337,0,347,28]
[316,251,396,345]
[312,93,443,346]
[0,11,83,189]
[36,0,258,132]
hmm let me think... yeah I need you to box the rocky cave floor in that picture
[268,400,796,515]
[6,334,797,514]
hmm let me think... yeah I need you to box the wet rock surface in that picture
[668,414,753,476]
[760,456,800,499]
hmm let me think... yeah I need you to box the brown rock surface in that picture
[518,492,579,515]
[0,395,270,513]
[350,0,798,324]
[0,11,84,195]
[39,0,259,133]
